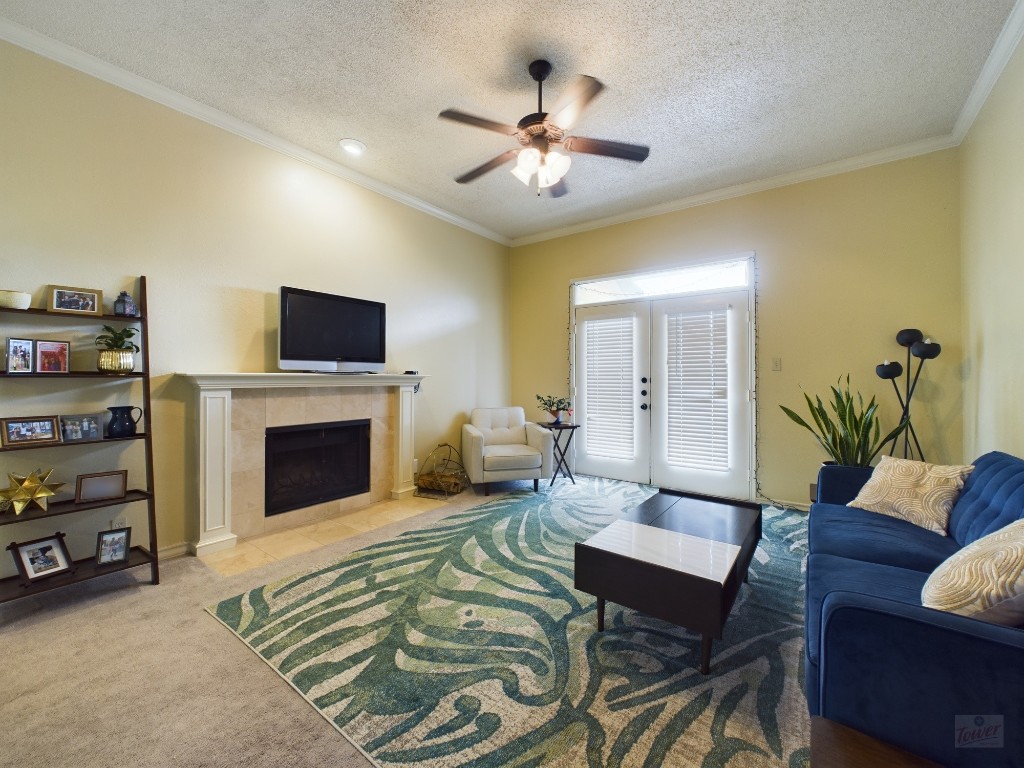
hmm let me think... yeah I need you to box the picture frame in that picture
[35,340,71,374]
[6,338,34,373]
[8,532,74,583]
[60,413,104,444]
[96,527,131,566]
[75,470,128,503]
[46,285,103,316]
[0,416,62,447]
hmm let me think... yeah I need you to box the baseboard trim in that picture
[158,542,192,560]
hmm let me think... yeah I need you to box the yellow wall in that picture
[510,152,963,506]
[961,39,1024,458]
[0,42,510,561]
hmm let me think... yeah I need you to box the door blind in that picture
[665,308,729,470]
[583,315,635,460]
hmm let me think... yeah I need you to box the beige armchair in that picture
[462,407,554,495]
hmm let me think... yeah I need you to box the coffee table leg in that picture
[596,598,605,631]
[700,635,712,675]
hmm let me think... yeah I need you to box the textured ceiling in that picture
[0,1,1019,243]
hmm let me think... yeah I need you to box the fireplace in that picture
[265,419,370,516]
[185,373,422,555]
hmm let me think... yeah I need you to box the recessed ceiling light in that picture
[339,138,366,156]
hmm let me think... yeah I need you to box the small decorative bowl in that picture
[0,290,32,310]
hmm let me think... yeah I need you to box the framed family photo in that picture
[0,416,61,447]
[96,527,131,565]
[6,338,34,373]
[8,533,74,584]
[46,285,103,316]
[35,340,71,374]
[60,413,104,444]
[75,470,128,503]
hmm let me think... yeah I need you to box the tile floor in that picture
[199,494,447,576]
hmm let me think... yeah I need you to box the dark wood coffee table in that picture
[574,491,762,674]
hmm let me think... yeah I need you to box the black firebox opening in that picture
[265,419,370,517]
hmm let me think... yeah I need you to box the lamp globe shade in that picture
[896,328,924,347]
[911,339,942,360]
[876,361,904,379]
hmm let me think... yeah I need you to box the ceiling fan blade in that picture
[548,179,568,198]
[454,150,519,183]
[547,75,604,130]
[564,136,650,162]
[439,109,518,135]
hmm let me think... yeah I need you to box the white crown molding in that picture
[0,18,510,246]
[953,0,1024,141]
[509,134,958,247]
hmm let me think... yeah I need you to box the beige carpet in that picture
[1,488,491,768]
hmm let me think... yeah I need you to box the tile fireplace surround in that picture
[183,373,424,555]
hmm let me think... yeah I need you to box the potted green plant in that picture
[95,324,140,374]
[781,375,908,501]
[536,394,572,425]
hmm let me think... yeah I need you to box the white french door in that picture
[574,302,651,483]
[574,291,753,499]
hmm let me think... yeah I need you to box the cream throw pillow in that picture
[847,455,974,535]
[922,519,1024,625]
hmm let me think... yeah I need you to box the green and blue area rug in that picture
[209,477,810,767]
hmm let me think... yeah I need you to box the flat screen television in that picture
[278,286,386,373]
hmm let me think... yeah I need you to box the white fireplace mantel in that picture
[182,372,424,555]
[184,372,424,390]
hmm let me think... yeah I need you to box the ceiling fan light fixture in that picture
[536,150,571,189]
[512,147,542,185]
[439,59,649,196]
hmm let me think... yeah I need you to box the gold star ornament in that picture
[0,469,65,515]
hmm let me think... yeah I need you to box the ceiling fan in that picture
[439,59,650,197]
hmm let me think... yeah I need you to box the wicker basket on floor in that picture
[415,443,469,499]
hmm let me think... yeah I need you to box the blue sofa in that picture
[805,450,1024,765]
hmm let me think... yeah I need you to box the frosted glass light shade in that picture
[516,148,541,172]
[547,150,571,179]
[511,165,533,185]
[537,151,571,188]
[511,147,571,188]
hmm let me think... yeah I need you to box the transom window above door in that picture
[574,257,750,307]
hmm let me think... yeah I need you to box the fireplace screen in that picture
[265,419,370,516]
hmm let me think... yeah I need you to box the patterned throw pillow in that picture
[922,519,1024,625]
[847,455,974,535]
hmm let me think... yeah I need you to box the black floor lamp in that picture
[875,328,941,461]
